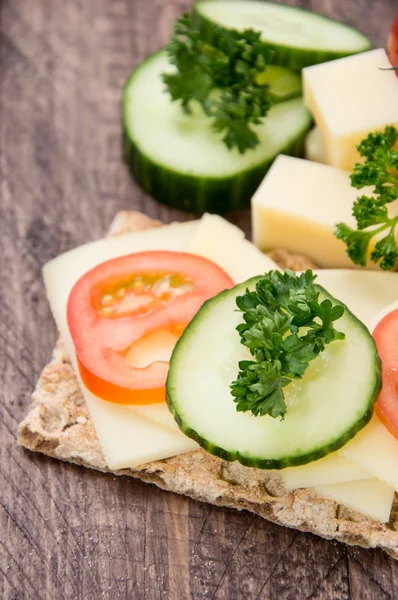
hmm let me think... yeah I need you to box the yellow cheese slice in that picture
[338,417,398,492]
[126,330,180,430]
[303,48,398,170]
[327,298,398,494]
[79,372,198,470]
[367,300,398,333]
[189,213,278,281]
[314,270,398,327]
[44,215,279,467]
[126,330,178,368]
[313,479,394,523]
[44,221,205,468]
[281,453,372,490]
[128,214,279,426]
[44,219,200,332]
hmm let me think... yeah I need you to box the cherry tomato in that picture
[388,13,398,75]
[373,308,398,439]
[67,251,234,405]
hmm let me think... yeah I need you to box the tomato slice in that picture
[373,308,398,439]
[67,251,234,405]
[388,13,398,75]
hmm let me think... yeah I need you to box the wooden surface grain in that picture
[1,0,397,598]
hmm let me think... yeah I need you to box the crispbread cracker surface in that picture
[18,211,398,559]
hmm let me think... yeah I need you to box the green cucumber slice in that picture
[166,278,381,469]
[194,1,372,70]
[257,65,301,103]
[122,50,311,214]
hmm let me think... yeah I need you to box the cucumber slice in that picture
[166,278,381,469]
[122,50,311,214]
[194,1,372,70]
[257,65,301,103]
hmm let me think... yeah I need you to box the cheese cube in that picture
[304,127,328,165]
[251,154,372,268]
[303,49,398,170]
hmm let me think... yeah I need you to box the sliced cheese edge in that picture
[367,300,398,333]
[313,479,394,523]
[338,416,398,493]
[43,219,200,335]
[84,382,198,470]
[281,453,373,490]
[44,213,398,508]
[128,215,279,425]
[314,270,398,328]
[129,403,179,431]
[44,215,278,468]
[188,213,279,282]
[44,221,204,469]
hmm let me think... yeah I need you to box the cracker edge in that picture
[18,210,398,560]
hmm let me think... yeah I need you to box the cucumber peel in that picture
[122,50,311,213]
[166,278,381,469]
[194,1,372,70]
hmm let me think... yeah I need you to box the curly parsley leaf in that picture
[162,12,274,153]
[335,125,398,270]
[230,270,345,419]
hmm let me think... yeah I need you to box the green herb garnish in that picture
[230,270,345,419]
[335,125,398,270]
[162,12,274,153]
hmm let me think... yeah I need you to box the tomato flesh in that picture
[373,308,398,439]
[67,251,234,405]
[388,13,398,75]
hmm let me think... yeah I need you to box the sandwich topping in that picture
[66,250,233,405]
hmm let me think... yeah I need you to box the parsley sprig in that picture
[335,126,398,270]
[162,13,274,153]
[230,270,345,419]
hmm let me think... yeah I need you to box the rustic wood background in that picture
[1,0,397,598]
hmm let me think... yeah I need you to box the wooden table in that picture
[1,1,397,598]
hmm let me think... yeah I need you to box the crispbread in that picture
[18,211,398,559]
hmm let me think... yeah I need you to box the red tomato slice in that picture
[388,13,398,75]
[373,308,398,439]
[67,251,234,405]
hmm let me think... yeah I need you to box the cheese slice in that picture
[44,215,279,468]
[281,453,372,490]
[304,127,328,165]
[126,330,180,430]
[251,154,388,268]
[44,221,205,469]
[338,417,398,492]
[316,292,398,495]
[314,270,398,327]
[79,374,198,470]
[313,479,394,523]
[128,215,279,426]
[303,48,398,170]
[44,219,200,332]
[189,213,278,281]
[368,300,398,333]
